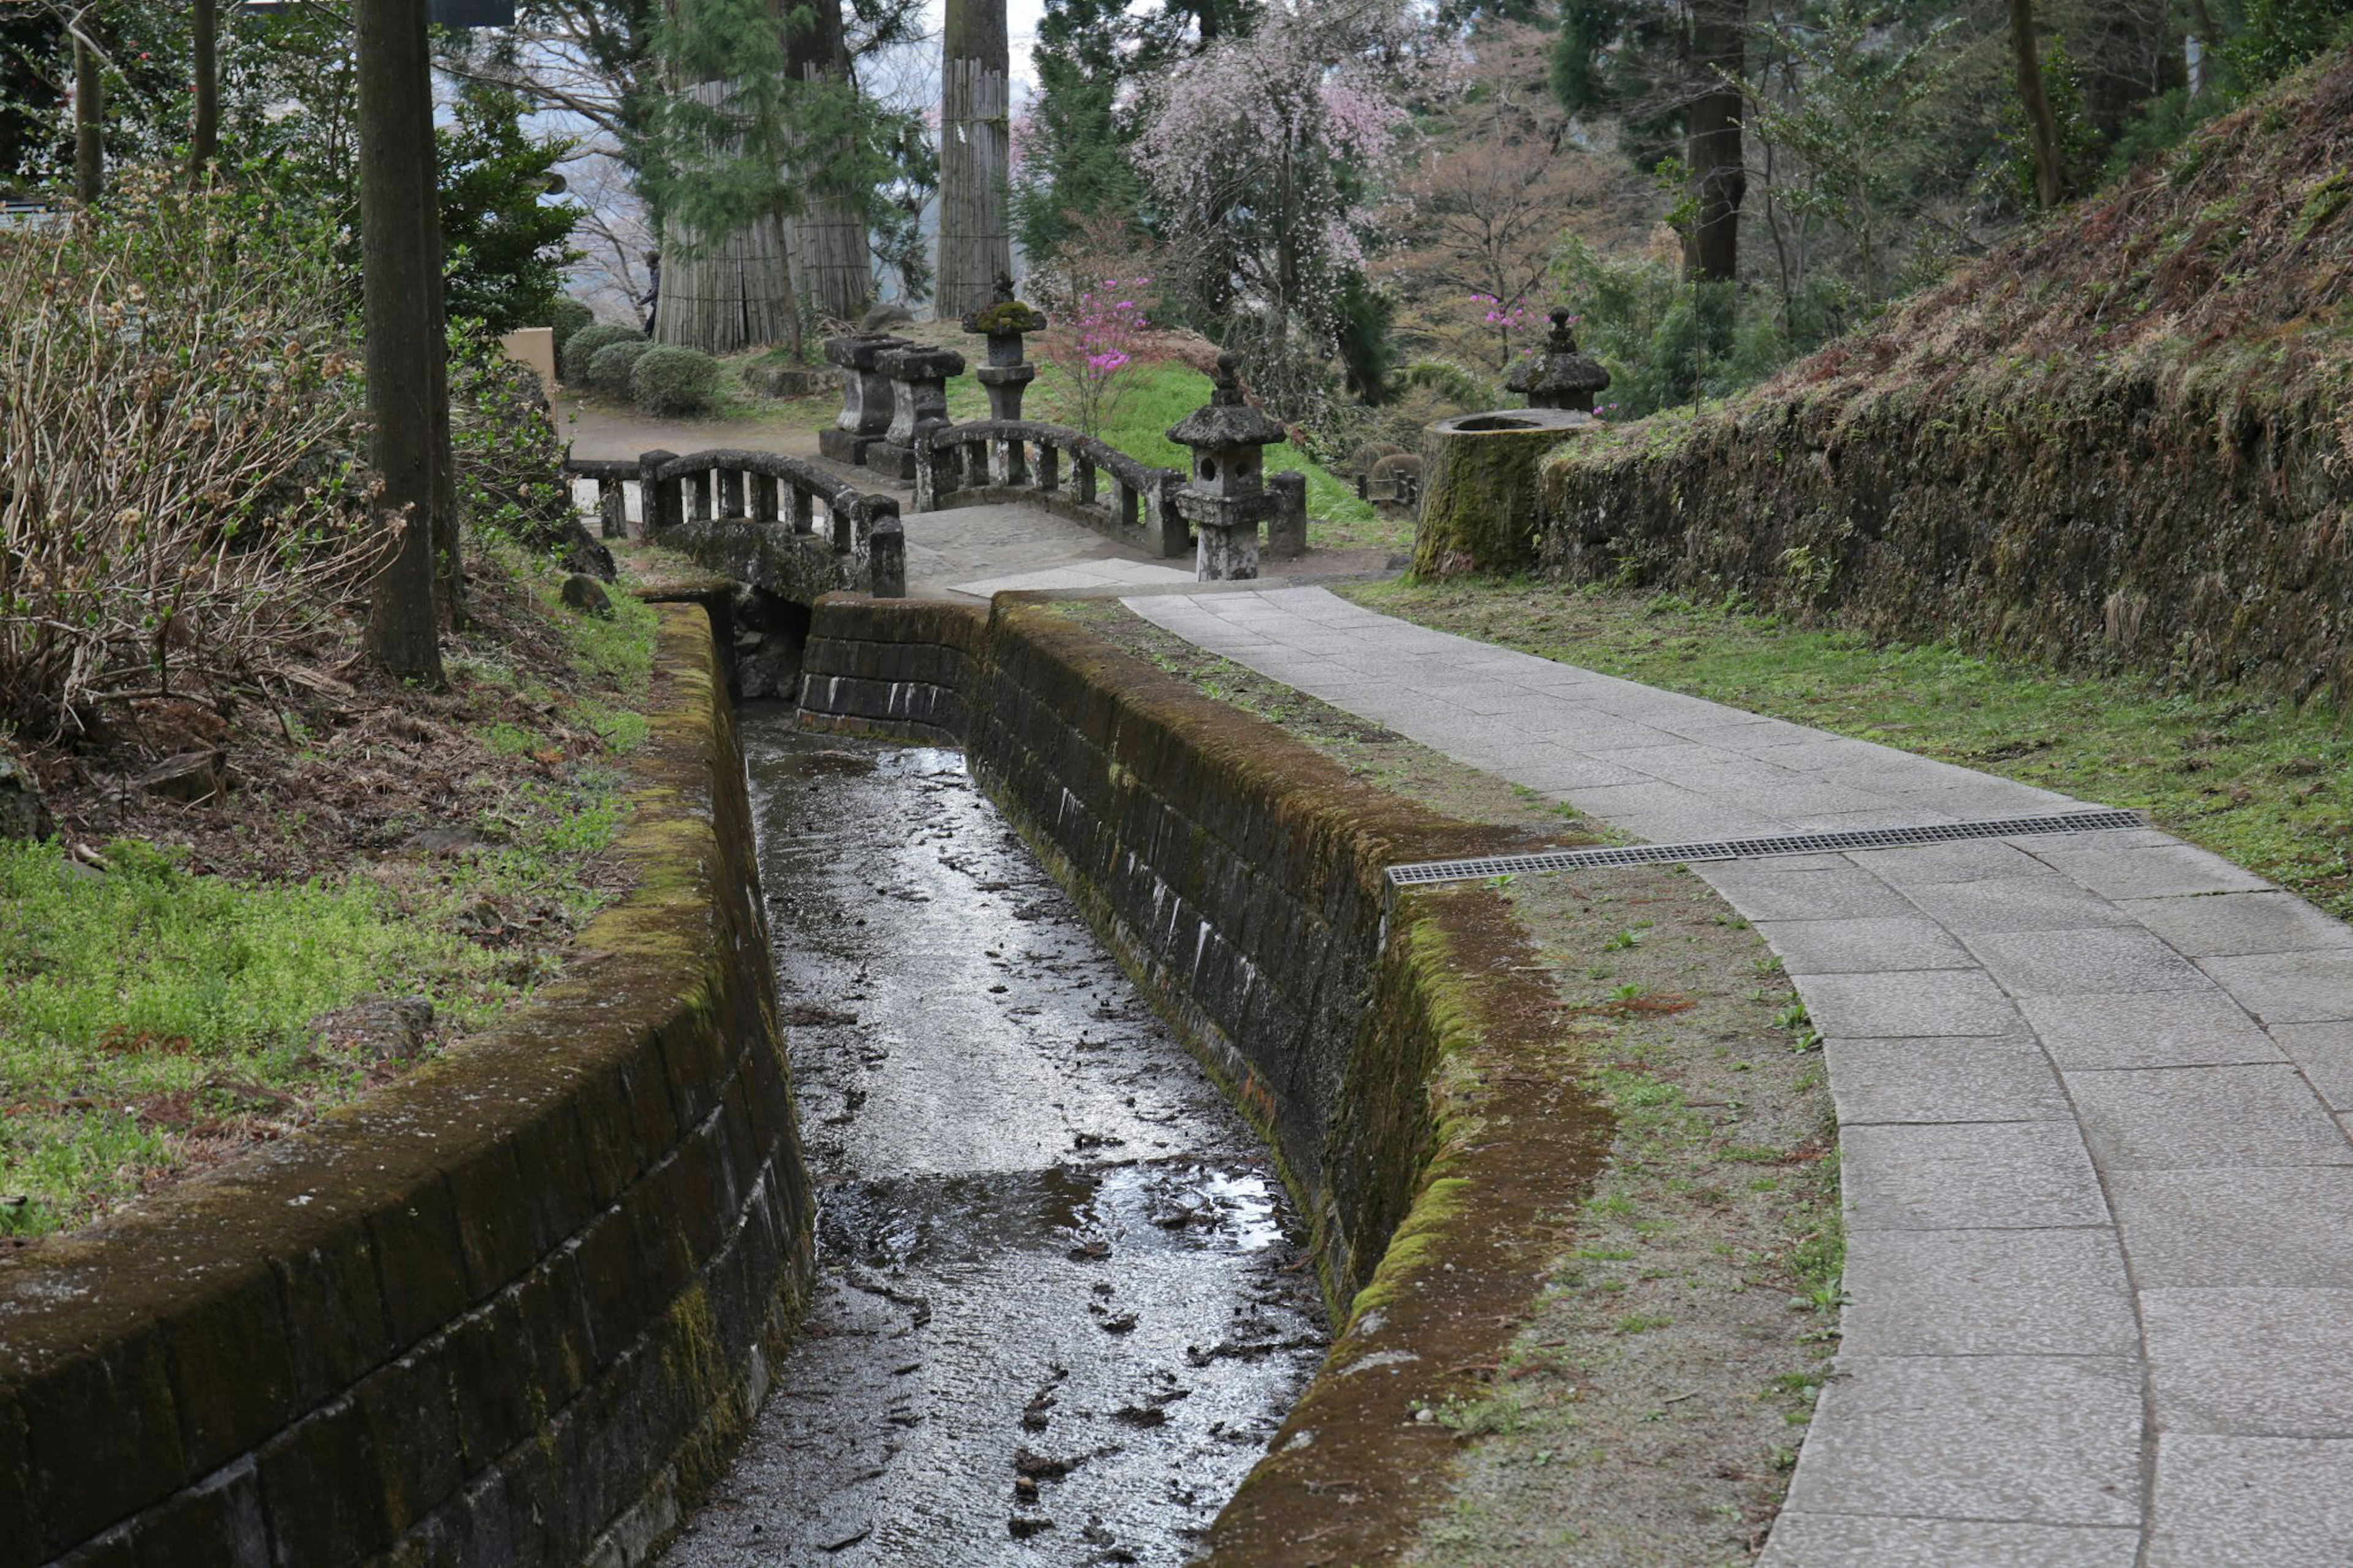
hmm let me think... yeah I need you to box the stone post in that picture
[596,477,627,540]
[868,505,906,597]
[868,345,966,482]
[1165,354,1286,581]
[640,449,681,532]
[820,333,910,466]
[1267,470,1308,561]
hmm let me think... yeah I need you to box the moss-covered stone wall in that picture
[0,607,813,1568]
[1526,53,2353,702]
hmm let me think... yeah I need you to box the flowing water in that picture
[661,717,1326,1567]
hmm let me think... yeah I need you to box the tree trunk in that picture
[784,0,871,323]
[356,0,447,685]
[658,78,803,354]
[1414,412,1588,577]
[71,23,101,206]
[1683,0,1746,284]
[938,0,1011,317]
[191,0,218,184]
[422,109,464,630]
[659,208,802,355]
[2008,0,2069,209]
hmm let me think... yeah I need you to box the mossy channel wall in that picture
[800,596,1611,1562]
[0,607,814,1568]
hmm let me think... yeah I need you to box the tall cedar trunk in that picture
[785,0,872,321]
[191,0,218,183]
[658,78,803,354]
[2007,0,2069,208]
[1684,0,1746,284]
[938,0,1011,317]
[356,0,447,684]
[422,114,465,629]
[72,25,101,206]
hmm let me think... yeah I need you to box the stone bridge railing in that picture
[912,420,1190,561]
[567,447,904,597]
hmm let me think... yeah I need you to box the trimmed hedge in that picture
[588,339,656,400]
[631,344,722,416]
[560,322,643,385]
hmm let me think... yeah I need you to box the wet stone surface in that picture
[663,719,1325,1567]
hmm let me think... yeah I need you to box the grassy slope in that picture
[0,548,660,1239]
[1350,579,2353,922]
[1560,47,2353,481]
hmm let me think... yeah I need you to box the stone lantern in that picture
[866,344,966,482]
[819,332,911,465]
[961,272,1047,423]
[1505,309,1611,412]
[1166,353,1286,581]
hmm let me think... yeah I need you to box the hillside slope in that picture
[1535,48,2353,702]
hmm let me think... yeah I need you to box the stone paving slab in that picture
[1837,1227,2137,1357]
[1123,586,2353,1565]
[1762,1514,2141,1568]
[1779,1355,2142,1524]
[1822,1037,2074,1125]
[2147,1436,2353,1567]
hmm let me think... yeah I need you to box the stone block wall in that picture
[798,594,1506,1302]
[0,608,813,1568]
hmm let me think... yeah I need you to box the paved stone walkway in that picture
[1124,586,2353,1568]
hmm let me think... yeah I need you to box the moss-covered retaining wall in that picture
[0,606,813,1568]
[1526,56,2353,702]
[798,596,1613,1562]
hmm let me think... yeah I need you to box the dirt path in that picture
[555,390,830,461]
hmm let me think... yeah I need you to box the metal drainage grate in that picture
[1387,808,2148,887]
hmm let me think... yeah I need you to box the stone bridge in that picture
[563,353,1365,608]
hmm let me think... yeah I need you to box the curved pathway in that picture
[1123,585,2353,1568]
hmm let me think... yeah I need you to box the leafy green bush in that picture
[545,295,595,344]
[629,344,723,415]
[450,328,576,550]
[560,322,643,385]
[588,339,656,399]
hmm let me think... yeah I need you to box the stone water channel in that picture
[662,711,1327,1567]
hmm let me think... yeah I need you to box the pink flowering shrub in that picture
[1043,278,1154,439]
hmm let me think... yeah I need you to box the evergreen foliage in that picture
[563,322,645,384]
[588,338,657,398]
[545,295,597,344]
[629,343,722,414]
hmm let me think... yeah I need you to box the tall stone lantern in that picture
[961,272,1047,423]
[819,332,911,466]
[1167,353,1286,581]
[1505,309,1611,412]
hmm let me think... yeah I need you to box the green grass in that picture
[1348,578,2353,920]
[945,358,1404,555]
[0,839,485,1236]
[1,544,661,1239]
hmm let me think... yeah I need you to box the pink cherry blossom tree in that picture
[1131,1,1434,418]
[1042,277,1154,438]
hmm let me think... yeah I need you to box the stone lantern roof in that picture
[1505,309,1611,412]
[1167,354,1286,452]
